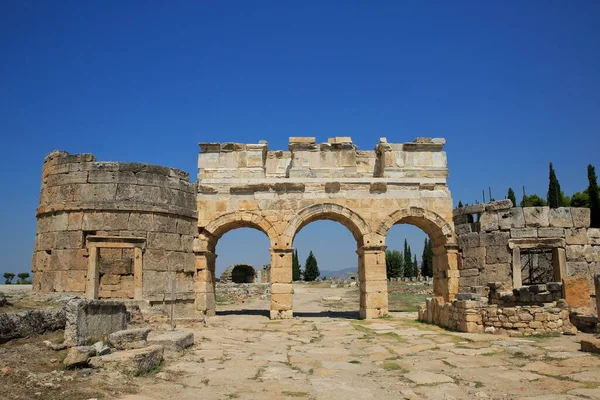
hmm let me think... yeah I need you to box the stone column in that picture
[85,246,99,299]
[270,247,293,319]
[433,244,459,301]
[594,274,600,319]
[194,250,217,316]
[512,247,522,289]
[358,245,388,319]
[133,247,144,300]
[552,247,567,282]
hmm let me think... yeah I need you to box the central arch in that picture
[283,203,371,247]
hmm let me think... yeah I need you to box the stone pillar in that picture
[133,247,143,300]
[552,247,567,282]
[86,246,99,299]
[594,275,600,319]
[194,250,217,316]
[512,247,522,289]
[358,245,388,319]
[432,244,459,301]
[270,247,293,319]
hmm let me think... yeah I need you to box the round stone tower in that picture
[32,151,197,306]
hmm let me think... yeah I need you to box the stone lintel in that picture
[508,237,566,249]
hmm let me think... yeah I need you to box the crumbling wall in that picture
[453,200,599,302]
[32,151,197,304]
[219,264,257,284]
[420,200,600,334]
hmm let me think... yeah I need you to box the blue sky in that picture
[1,1,599,277]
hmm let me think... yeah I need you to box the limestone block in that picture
[549,208,573,227]
[461,247,486,270]
[359,264,387,281]
[566,261,590,278]
[510,228,538,238]
[479,212,499,232]
[565,228,589,245]
[362,292,388,309]
[77,183,118,203]
[148,330,194,351]
[51,249,88,271]
[64,299,127,346]
[54,231,84,249]
[82,212,129,231]
[480,263,511,284]
[524,207,550,228]
[458,232,480,249]
[67,212,84,231]
[89,345,164,376]
[63,346,96,368]
[128,213,153,231]
[271,293,293,310]
[571,208,591,228]
[485,246,510,264]
[147,232,181,251]
[562,275,591,308]
[538,227,565,238]
[270,267,292,283]
[480,231,510,247]
[566,245,594,262]
[486,199,513,211]
[195,292,216,312]
[359,280,387,293]
[109,327,151,350]
[455,223,472,236]
[459,276,479,288]
[270,283,293,294]
[152,214,177,233]
[460,268,480,277]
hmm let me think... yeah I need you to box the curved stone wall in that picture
[32,151,197,303]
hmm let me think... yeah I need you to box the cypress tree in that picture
[458,200,464,208]
[507,188,517,207]
[292,249,302,281]
[547,162,562,208]
[303,251,320,281]
[588,164,600,227]
[413,255,418,277]
[403,240,412,277]
[421,238,433,277]
[588,164,600,209]
[386,249,403,279]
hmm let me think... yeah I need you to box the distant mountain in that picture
[318,267,357,278]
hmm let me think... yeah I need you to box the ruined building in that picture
[31,138,599,329]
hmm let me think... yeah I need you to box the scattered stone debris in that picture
[147,330,194,351]
[0,309,65,343]
[109,327,151,350]
[63,346,96,369]
[89,344,164,376]
[580,338,600,354]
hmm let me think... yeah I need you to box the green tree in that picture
[589,164,600,227]
[17,272,30,284]
[403,240,413,278]
[292,249,302,281]
[589,164,600,209]
[421,238,433,277]
[303,251,320,282]
[507,188,517,207]
[521,194,547,207]
[547,162,563,208]
[457,200,464,208]
[413,255,418,277]
[570,190,590,208]
[385,249,403,279]
[3,272,15,284]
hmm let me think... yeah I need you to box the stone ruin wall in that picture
[196,137,458,319]
[419,200,600,334]
[32,151,197,304]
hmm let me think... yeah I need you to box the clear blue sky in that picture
[1,1,599,277]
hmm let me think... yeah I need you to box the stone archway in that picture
[194,211,279,316]
[377,207,458,300]
[196,137,455,319]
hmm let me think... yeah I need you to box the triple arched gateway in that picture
[31,137,458,319]
[195,137,458,319]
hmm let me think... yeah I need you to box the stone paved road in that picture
[120,285,600,400]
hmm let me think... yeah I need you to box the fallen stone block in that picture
[92,341,112,356]
[580,339,600,354]
[0,309,65,344]
[89,345,164,376]
[63,346,96,369]
[109,327,151,350]
[147,330,194,351]
[64,299,127,346]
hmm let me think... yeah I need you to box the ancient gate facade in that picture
[195,137,458,319]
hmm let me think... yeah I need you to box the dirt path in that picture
[120,284,600,400]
